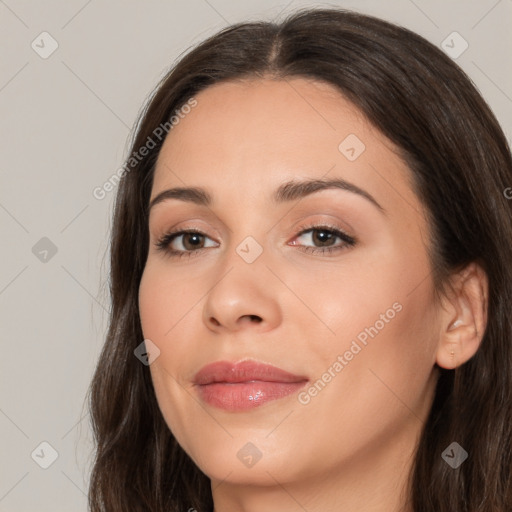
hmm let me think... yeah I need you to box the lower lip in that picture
[196,381,307,411]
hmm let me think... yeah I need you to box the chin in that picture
[182,433,301,485]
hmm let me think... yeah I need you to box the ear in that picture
[436,262,489,370]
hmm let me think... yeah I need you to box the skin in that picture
[138,77,488,512]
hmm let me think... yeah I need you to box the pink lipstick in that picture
[193,360,308,411]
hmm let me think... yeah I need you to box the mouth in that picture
[193,359,309,411]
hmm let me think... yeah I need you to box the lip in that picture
[193,360,308,411]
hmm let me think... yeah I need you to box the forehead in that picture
[151,77,416,215]
[155,77,369,174]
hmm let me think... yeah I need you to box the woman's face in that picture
[138,78,443,493]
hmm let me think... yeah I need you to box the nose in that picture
[202,266,282,334]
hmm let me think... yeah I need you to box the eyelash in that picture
[154,222,357,260]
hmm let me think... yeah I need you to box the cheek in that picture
[139,265,205,454]
[346,276,438,414]
[139,263,167,336]
[138,265,196,389]
[138,265,204,398]
[290,286,438,469]
[139,262,197,343]
[300,235,439,409]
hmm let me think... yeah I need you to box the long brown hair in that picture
[87,7,512,511]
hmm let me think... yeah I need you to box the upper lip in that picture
[193,360,308,385]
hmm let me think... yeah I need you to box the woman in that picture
[87,7,512,511]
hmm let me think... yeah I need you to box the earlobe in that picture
[436,334,461,370]
[435,262,489,370]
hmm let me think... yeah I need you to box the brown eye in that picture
[310,229,338,247]
[291,224,356,255]
[179,232,206,250]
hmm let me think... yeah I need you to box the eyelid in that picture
[288,213,355,237]
[153,220,220,242]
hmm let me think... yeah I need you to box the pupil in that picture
[186,234,202,248]
[314,230,333,246]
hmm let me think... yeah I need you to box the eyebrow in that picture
[148,178,385,214]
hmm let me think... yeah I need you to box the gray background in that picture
[1,0,511,510]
